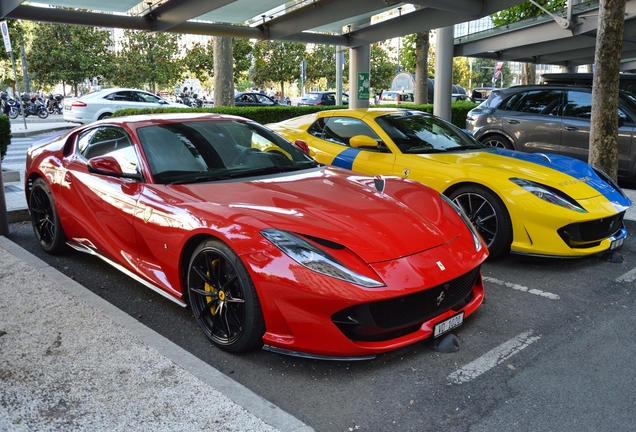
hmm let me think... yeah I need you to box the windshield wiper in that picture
[444,145,484,151]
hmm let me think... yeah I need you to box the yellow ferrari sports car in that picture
[268,108,631,258]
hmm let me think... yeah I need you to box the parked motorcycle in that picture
[20,93,49,119]
[46,93,64,115]
[1,93,21,119]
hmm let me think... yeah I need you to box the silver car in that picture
[466,84,636,182]
[63,88,190,124]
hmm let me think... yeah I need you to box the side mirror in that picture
[350,135,379,149]
[87,156,142,180]
[618,116,625,127]
[293,139,310,155]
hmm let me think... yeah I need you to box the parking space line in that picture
[483,276,560,300]
[447,331,541,384]
[616,267,636,283]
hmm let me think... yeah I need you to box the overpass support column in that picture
[349,42,370,108]
[434,25,453,121]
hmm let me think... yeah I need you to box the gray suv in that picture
[466,85,636,182]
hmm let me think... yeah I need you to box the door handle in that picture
[64,172,72,183]
[564,127,578,131]
[507,120,520,124]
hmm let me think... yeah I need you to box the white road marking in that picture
[616,267,636,283]
[483,276,560,300]
[447,331,541,384]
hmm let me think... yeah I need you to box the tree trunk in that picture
[213,36,234,107]
[414,31,429,104]
[520,63,536,85]
[589,0,626,182]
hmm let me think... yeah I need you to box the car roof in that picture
[90,112,250,127]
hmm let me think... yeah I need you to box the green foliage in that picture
[110,103,475,129]
[184,42,214,84]
[401,33,435,76]
[252,41,306,95]
[472,59,513,88]
[370,42,397,92]
[112,30,181,93]
[28,20,113,91]
[0,114,11,161]
[491,0,568,26]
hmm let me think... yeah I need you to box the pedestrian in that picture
[374,92,380,105]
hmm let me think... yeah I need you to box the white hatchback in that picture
[63,88,190,124]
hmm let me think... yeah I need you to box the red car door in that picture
[58,126,143,272]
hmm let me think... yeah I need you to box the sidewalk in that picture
[0,121,312,431]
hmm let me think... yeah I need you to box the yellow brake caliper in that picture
[205,258,221,315]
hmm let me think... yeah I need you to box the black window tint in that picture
[323,117,380,146]
[136,91,161,103]
[497,93,524,111]
[113,91,136,102]
[510,90,563,114]
[564,91,592,118]
[78,126,139,175]
[308,118,327,138]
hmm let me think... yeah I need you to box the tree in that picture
[370,41,396,92]
[183,37,253,89]
[252,41,306,97]
[112,30,181,93]
[472,59,513,88]
[589,0,626,181]
[28,21,112,95]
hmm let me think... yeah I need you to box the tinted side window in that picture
[136,91,161,103]
[308,118,327,138]
[113,91,136,102]
[77,126,139,175]
[511,90,563,114]
[323,117,380,146]
[564,91,592,119]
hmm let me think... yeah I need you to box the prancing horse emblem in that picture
[436,291,445,306]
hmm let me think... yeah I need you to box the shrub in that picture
[111,102,477,129]
[0,114,11,162]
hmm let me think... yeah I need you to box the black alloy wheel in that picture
[29,178,68,254]
[187,239,265,353]
[481,133,513,150]
[447,185,512,258]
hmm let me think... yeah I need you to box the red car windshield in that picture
[137,120,317,184]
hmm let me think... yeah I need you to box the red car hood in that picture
[170,168,463,263]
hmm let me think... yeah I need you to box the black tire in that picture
[481,133,513,150]
[446,185,512,258]
[29,178,68,254]
[187,239,265,353]
[8,107,19,119]
[98,113,112,120]
[37,107,49,119]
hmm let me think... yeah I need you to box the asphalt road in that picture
[7,219,636,432]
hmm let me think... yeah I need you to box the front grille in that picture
[332,266,480,342]
[558,213,624,247]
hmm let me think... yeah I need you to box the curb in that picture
[11,125,75,138]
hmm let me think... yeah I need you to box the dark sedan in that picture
[298,91,349,106]
[234,92,279,107]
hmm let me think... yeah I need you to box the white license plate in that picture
[610,237,624,250]
[434,312,464,338]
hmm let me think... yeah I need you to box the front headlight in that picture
[510,178,587,213]
[261,229,385,288]
[441,194,484,252]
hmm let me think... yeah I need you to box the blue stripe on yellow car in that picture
[491,148,631,207]
[331,148,361,171]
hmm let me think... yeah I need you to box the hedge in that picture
[0,114,11,162]
[111,101,478,129]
